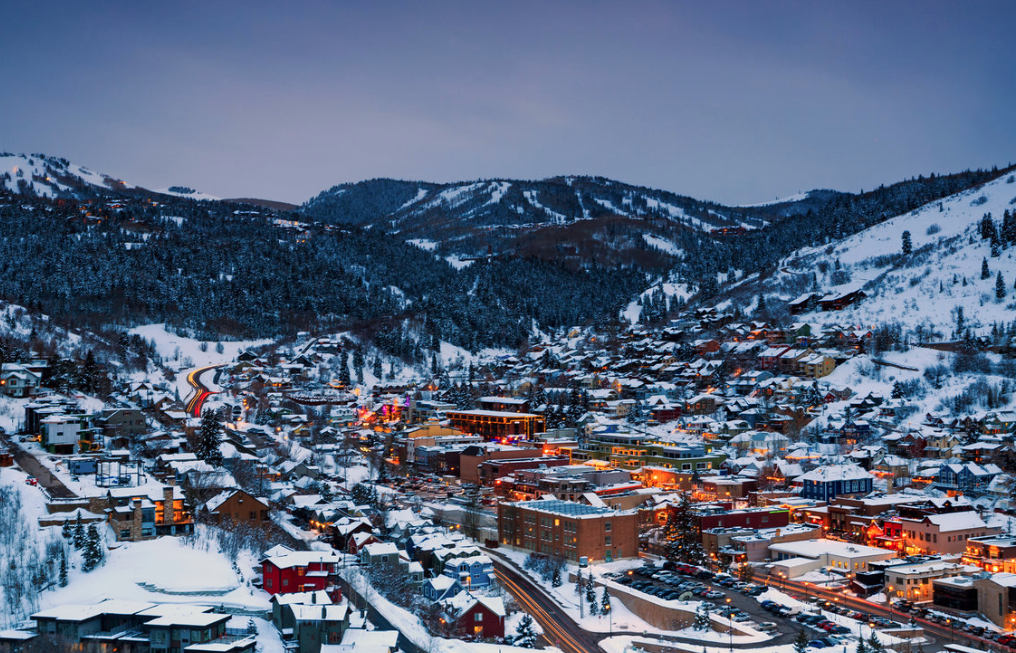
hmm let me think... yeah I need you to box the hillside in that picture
[0,152,134,198]
[300,176,800,268]
[746,169,1016,337]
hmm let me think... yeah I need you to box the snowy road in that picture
[184,365,221,416]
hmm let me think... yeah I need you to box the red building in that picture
[261,545,342,601]
[440,594,506,639]
[695,507,790,532]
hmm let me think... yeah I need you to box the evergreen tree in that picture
[891,381,904,399]
[856,638,868,653]
[83,524,103,572]
[62,520,72,540]
[373,356,382,380]
[867,634,884,653]
[58,549,68,587]
[197,412,224,467]
[694,603,711,631]
[982,257,991,280]
[339,350,351,386]
[575,568,584,596]
[665,493,707,565]
[998,272,1007,300]
[600,586,611,617]
[794,629,810,653]
[585,576,598,615]
[73,515,85,550]
[551,565,562,588]
[513,614,537,648]
[901,230,912,255]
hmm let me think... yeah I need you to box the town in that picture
[2,297,1016,653]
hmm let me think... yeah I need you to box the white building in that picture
[768,538,896,579]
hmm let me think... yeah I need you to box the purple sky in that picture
[3,1,1014,205]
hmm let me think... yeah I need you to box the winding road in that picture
[184,365,221,416]
[493,560,604,653]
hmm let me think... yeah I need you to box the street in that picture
[1,438,76,498]
[184,365,221,416]
[493,559,605,653]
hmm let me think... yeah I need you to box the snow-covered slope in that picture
[0,152,134,198]
[770,170,1016,335]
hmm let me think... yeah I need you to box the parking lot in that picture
[612,563,907,648]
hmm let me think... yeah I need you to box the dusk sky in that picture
[3,1,1014,205]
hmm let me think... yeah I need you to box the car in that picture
[829,626,851,635]
[706,591,725,599]
[756,622,778,633]
[808,641,829,649]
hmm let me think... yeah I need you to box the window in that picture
[605,521,612,532]
[282,578,289,587]
[475,612,483,622]
[605,536,612,546]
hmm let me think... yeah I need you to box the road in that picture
[779,576,987,650]
[184,365,221,416]
[1,438,76,498]
[493,560,604,653]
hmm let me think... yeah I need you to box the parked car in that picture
[25,477,38,486]
[757,622,778,632]
[706,591,725,599]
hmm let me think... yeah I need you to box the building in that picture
[105,486,194,541]
[559,431,726,473]
[963,535,1016,573]
[768,539,896,579]
[40,414,89,454]
[798,464,873,501]
[883,559,979,603]
[262,545,342,601]
[438,593,505,640]
[446,410,546,441]
[0,363,41,397]
[458,444,545,484]
[29,601,256,653]
[498,499,638,562]
[201,489,271,528]
[898,511,1002,556]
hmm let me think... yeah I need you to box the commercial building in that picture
[883,559,979,603]
[446,410,545,440]
[498,499,638,562]
[898,511,1001,556]
[768,539,896,579]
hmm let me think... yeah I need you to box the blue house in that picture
[937,462,1000,494]
[798,464,873,501]
[441,554,495,590]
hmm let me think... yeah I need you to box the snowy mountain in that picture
[0,152,134,198]
[300,176,818,267]
[747,169,1016,337]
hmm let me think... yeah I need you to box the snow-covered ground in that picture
[129,323,270,373]
[42,530,268,611]
[774,170,1016,335]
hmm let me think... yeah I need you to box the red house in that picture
[261,545,342,601]
[440,594,506,639]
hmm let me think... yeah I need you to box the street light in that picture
[726,597,733,653]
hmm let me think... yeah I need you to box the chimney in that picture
[163,486,174,525]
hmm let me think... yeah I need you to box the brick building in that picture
[498,499,638,562]
[446,410,546,441]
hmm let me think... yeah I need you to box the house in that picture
[105,486,194,541]
[325,629,399,653]
[441,554,495,590]
[819,289,867,311]
[439,593,505,639]
[422,575,463,602]
[262,545,342,600]
[285,602,350,653]
[271,590,332,631]
[798,464,873,501]
[0,363,41,397]
[201,489,271,527]
[360,541,407,569]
